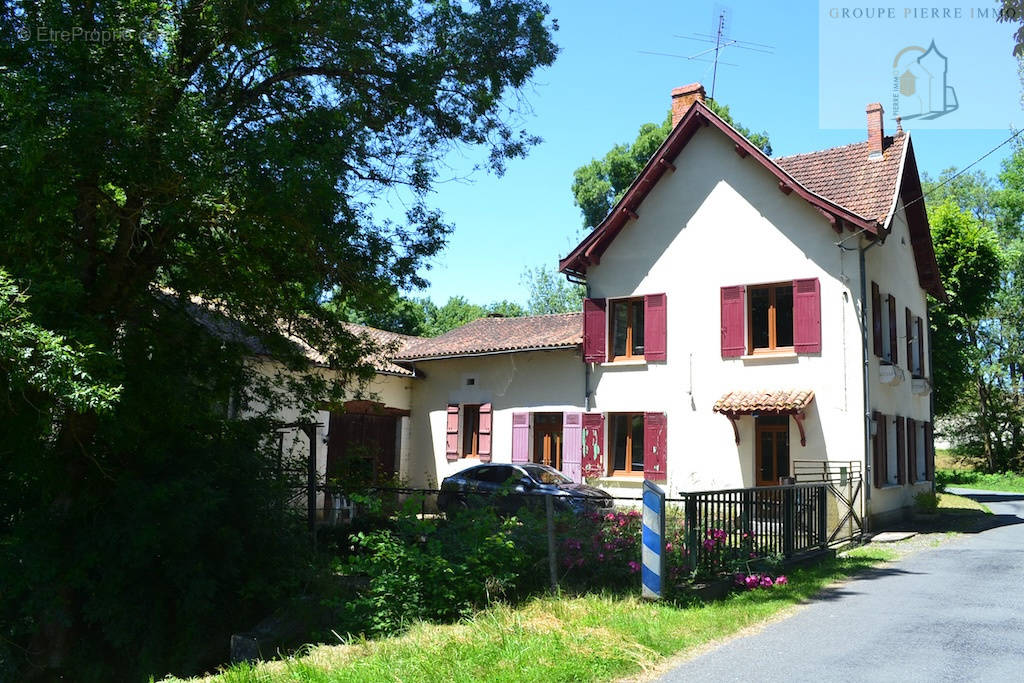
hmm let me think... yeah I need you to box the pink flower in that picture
[619,518,628,527]
[760,576,774,587]
[744,575,759,589]
[703,539,716,550]
[665,542,673,551]
[713,529,727,541]
[775,575,788,586]
[605,513,616,521]
[734,573,747,586]
[628,560,641,573]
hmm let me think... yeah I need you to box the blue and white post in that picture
[641,480,666,600]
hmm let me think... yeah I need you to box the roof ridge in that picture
[774,135,897,161]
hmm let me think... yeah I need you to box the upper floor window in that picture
[748,283,794,353]
[610,298,645,360]
[871,282,898,366]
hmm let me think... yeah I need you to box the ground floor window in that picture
[462,404,480,457]
[609,412,644,476]
[755,416,790,486]
[532,412,563,469]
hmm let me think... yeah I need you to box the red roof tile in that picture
[713,389,815,415]
[396,313,582,361]
[775,135,906,224]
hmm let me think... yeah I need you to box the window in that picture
[748,283,794,353]
[462,404,481,457]
[609,413,645,476]
[872,283,898,365]
[609,298,645,360]
[532,412,563,469]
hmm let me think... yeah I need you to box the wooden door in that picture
[755,416,790,487]
[327,411,398,484]
[532,413,563,470]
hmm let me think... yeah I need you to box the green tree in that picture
[0,1,557,678]
[325,287,429,336]
[522,265,584,314]
[571,102,772,229]
[420,296,526,336]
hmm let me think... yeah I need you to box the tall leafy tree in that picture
[522,264,584,314]
[571,102,772,229]
[0,1,557,679]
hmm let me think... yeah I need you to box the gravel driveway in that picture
[655,489,1024,683]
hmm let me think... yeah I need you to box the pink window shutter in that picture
[720,286,746,357]
[581,413,605,478]
[511,412,530,463]
[643,412,667,482]
[562,412,583,483]
[478,403,492,462]
[643,293,667,361]
[445,404,460,462]
[792,278,821,354]
[583,298,607,363]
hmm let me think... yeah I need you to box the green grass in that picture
[936,492,992,514]
[168,546,897,683]
[937,468,1024,494]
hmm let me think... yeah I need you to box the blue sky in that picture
[400,0,1022,307]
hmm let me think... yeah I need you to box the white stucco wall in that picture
[404,349,585,488]
[583,126,869,499]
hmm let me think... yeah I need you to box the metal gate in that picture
[794,460,864,546]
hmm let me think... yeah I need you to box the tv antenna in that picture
[638,5,774,101]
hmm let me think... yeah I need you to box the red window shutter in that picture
[581,413,605,478]
[905,307,913,372]
[445,404,460,462]
[907,417,917,483]
[643,412,667,482]
[720,286,746,357]
[511,412,529,463]
[925,422,935,481]
[871,282,882,357]
[478,403,492,462]
[793,278,821,354]
[562,412,583,483]
[872,411,884,489]
[644,293,668,361]
[888,294,898,365]
[583,298,607,363]
[896,417,906,485]
[916,317,925,377]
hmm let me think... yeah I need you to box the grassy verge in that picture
[169,546,899,683]
[937,469,1024,494]
[937,492,992,514]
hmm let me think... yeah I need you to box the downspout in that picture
[584,280,592,411]
[926,304,935,494]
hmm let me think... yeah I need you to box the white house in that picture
[272,83,943,525]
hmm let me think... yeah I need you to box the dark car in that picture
[437,463,613,515]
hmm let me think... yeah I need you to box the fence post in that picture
[684,493,698,574]
[782,486,795,558]
[545,495,558,594]
[641,480,666,600]
[818,484,828,549]
[740,489,752,533]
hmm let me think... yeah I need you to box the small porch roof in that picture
[712,389,815,416]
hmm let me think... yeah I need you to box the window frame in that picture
[608,412,645,476]
[747,282,795,354]
[607,297,646,362]
[461,404,481,458]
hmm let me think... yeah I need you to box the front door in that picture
[755,416,790,486]
[327,411,398,484]
[532,413,563,470]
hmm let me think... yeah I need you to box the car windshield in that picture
[522,464,572,485]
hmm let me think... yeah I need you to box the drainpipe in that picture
[838,230,881,529]
[926,304,935,494]
[584,281,592,411]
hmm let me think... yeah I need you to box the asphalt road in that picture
[657,489,1024,683]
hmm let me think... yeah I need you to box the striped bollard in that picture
[641,480,666,600]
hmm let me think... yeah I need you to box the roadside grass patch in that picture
[937,469,1024,494]
[936,492,992,514]
[168,547,896,683]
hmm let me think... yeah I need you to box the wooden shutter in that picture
[644,293,667,361]
[720,285,746,357]
[643,412,667,482]
[562,412,583,483]
[511,412,530,463]
[445,404,460,462]
[916,317,925,377]
[907,417,918,483]
[888,294,897,365]
[581,413,605,478]
[905,307,913,373]
[793,278,821,354]
[925,422,935,481]
[478,403,492,462]
[583,298,607,363]
[896,417,906,485]
[871,282,882,357]
[872,411,885,488]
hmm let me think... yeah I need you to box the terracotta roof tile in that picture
[775,135,906,224]
[713,389,815,415]
[396,313,582,360]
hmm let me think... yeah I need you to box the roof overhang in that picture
[559,101,883,278]
[713,389,815,447]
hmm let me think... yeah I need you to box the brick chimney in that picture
[866,103,884,159]
[671,83,706,128]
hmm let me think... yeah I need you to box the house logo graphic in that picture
[891,41,959,121]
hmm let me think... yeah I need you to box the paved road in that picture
[657,489,1024,683]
